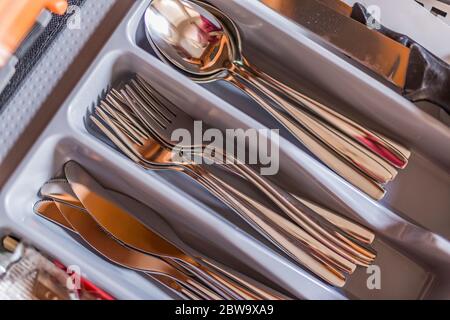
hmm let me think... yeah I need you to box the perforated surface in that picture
[0,0,86,109]
[415,0,450,25]
[0,0,117,162]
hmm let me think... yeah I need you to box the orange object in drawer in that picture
[0,0,68,67]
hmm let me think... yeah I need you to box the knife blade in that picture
[61,161,283,298]
[39,178,375,246]
[39,177,357,287]
[260,0,450,113]
[34,200,223,300]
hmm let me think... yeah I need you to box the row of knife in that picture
[33,161,287,300]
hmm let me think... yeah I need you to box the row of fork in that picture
[87,74,377,287]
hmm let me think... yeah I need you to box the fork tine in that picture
[97,102,147,145]
[110,88,128,105]
[129,79,173,124]
[106,107,148,144]
[103,96,150,139]
[106,91,139,122]
[90,114,142,164]
[135,75,178,118]
[106,94,131,116]
[95,105,144,146]
[95,106,143,153]
[121,87,167,131]
[125,84,170,128]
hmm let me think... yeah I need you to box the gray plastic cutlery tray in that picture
[1,0,449,300]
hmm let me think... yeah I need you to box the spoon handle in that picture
[230,67,397,186]
[242,62,411,167]
[225,74,386,200]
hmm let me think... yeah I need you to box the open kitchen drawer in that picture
[0,0,449,299]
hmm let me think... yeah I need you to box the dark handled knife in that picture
[261,0,450,114]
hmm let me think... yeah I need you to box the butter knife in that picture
[61,161,283,299]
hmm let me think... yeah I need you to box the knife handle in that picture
[403,44,450,114]
[352,3,450,114]
[0,0,68,67]
[351,3,416,47]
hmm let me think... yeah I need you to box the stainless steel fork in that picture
[92,92,376,266]
[89,112,355,287]
[101,78,377,263]
[124,76,401,200]
[88,87,377,287]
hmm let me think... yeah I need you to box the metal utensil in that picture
[62,161,281,299]
[36,177,287,300]
[124,76,398,185]
[40,175,358,287]
[118,76,375,244]
[40,176,375,246]
[91,88,377,268]
[192,0,410,166]
[143,0,410,199]
[261,0,450,114]
[39,178,292,298]
[90,72,381,284]
[34,200,225,300]
[97,78,376,258]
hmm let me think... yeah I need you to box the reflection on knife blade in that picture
[261,0,410,88]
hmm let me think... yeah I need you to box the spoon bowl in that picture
[145,0,236,77]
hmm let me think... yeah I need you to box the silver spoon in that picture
[149,0,409,165]
[144,0,408,200]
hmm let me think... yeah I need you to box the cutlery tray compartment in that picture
[0,0,449,300]
[133,0,450,241]
[197,0,450,242]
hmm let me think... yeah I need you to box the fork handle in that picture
[223,163,376,263]
[203,172,360,270]
[184,165,348,287]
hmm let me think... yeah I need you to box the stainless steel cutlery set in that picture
[8,0,447,300]
[33,0,429,293]
[83,73,377,288]
[144,0,411,200]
